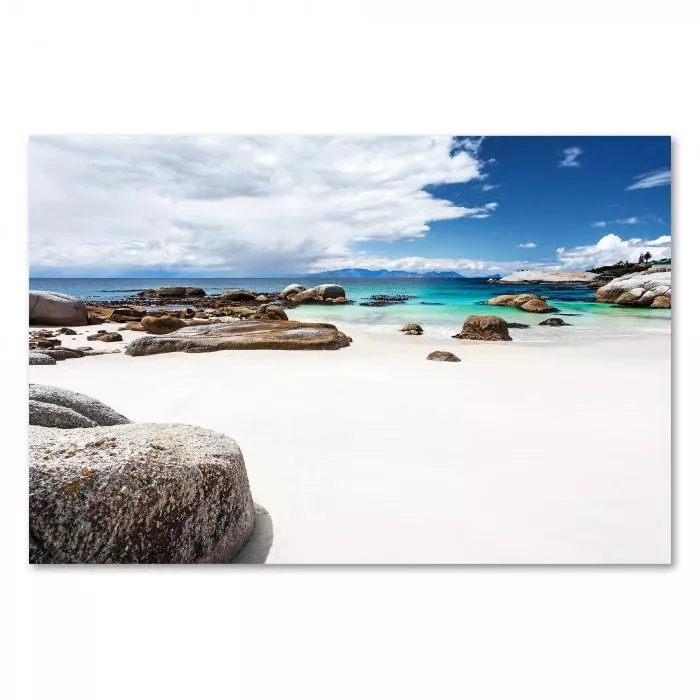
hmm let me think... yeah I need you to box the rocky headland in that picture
[594,266,671,308]
[490,270,600,285]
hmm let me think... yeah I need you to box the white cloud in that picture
[518,242,537,248]
[559,147,582,168]
[466,202,499,219]
[556,234,671,269]
[590,216,645,227]
[29,136,493,274]
[626,168,671,190]
[482,183,499,191]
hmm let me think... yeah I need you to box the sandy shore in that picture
[29,323,671,564]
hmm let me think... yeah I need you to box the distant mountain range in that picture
[303,268,465,279]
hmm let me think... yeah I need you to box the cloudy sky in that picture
[28,135,671,277]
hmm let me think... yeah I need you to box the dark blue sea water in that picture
[29,277,671,340]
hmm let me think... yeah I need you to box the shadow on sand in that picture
[231,504,273,564]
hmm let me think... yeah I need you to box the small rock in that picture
[58,327,78,335]
[539,317,570,327]
[400,323,424,335]
[426,351,461,362]
[87,331,123,342]
[29,352,56,365]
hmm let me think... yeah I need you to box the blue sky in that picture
[29,135,671,277]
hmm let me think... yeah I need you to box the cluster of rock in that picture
[484,294,559,313]
[29,328,122,365]
[127,283,350,309]
[136,286,206,298]
[29,384,257,564]
[594,267,671,308]
[360,294,415,307]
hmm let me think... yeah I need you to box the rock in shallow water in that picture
[125,319,352,355]
[539,317,570,327]
[595,268,671,307]
[453,315,512,341]
[29,422,255,563]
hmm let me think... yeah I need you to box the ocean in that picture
[29,277,672,342]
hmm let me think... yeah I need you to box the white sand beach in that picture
[28,323,671,564]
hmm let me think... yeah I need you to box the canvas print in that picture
[27,136,671,564]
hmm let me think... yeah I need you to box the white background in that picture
[2,2,698,698]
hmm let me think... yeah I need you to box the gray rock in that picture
[496,270,599,284]
[29,352,56,365]
[309,283,345,299]
[29,399,98,428]
[218,288,256,302]
[29,423,255,563]
[82,348,122,356]
[29,384,130,426]
[125,319,352,356]
[595,268,672,307]
[426,351,461,362]
[38,348,85,361]
[29,290,88,326]
[278,283,306,299]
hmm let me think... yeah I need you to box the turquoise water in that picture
[29,277,671,342]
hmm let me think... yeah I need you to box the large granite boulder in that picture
[29,422,255,563]
[29,384,130,427]
[29,291,88,326]
[125,320,352,355]
[141,315,187,334]
[453,315,512,341]
[595,268,671,307]
[495,270,599,284]
[278,283,306,299]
